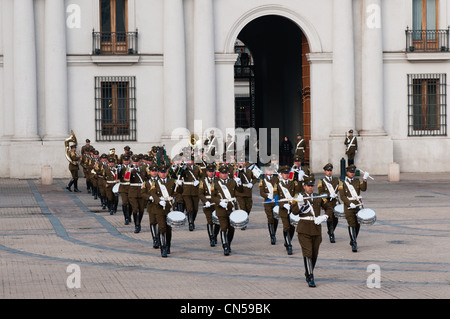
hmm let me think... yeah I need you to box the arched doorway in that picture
[234,15,311,165]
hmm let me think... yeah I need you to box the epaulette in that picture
[258,180,263,187]
[199,181,204,189]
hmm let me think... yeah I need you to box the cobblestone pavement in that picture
[0,173,449,300]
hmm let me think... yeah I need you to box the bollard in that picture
[388,162,400,182]
[41,165,53,185]
[340,157,346,181]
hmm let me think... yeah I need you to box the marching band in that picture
[65,130,374,287]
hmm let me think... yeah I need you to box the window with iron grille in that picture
[95,76,136,141]
[407,74,447,136]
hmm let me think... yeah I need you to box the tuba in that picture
[64,130,79,165]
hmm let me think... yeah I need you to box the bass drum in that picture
[212,210,220,225]
[166,211,187,227]
[229,210,249,228]
[357,208,376,225]
[290,213,300,226]
[334,204,345,219]
[112,183,120,196]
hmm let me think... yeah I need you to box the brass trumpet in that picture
[64,130,79,165]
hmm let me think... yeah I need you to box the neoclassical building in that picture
[0,0,449,178]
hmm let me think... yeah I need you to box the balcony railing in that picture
[406,27,449,53]
[92,30,138,55]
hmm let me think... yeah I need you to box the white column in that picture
[193,0,217,130]
[163,0,187,136]
[331,0,355,136]
[44,0,69,140]
[1,0,14,139]
[361,0,386,136]
[13,0,39,141]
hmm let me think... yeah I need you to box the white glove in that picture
[193,180,200,186]
[148,196,154,202]
[349,202,357,209]
[159,200,166,207]
[267,193,273,200]
[205,201,211,208]
[246,183,253,189]
[330,193,338,199]
[283,203,291,211]
[298,170,305,181]
[234,177,241,185]
[219,201,228,209]
[176,179,183,186]
[296,194,304,203]
[314,215,328,225]
[363,172,370,180]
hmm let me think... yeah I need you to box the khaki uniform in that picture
[128,165,146,233]
[344,134,358,165]
[259,174,279,245]
[317,175,341,242]
[294,138,306,164]
[235,165,257,216]
[181,165,201,230]
[339,177,367,227]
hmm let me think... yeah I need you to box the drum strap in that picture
[218,180,233,201]
[278,182,293,202]
[296,139,304,150]
[158,180,171,201]
[264,178,274,197]
[323,179,337,198]
[345,179,361,202]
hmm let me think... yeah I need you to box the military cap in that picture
[149,163,158,171]
[70,144,77,149]
[218,164,229,174]
[323,163,333,171]
[122,155,130,161]
[108,157,115,163]
[206,163,216,171]
[293,155,302,162]
[303,176,315,186]
[278,165,291,174]
[348,129,353,133]
[86,139,90,143]
[346,164,357,172]
[93,150,99,155]
[158,163,169,172]
[131,155,139,162]
[124,145,131,151]
[100,153,107,159]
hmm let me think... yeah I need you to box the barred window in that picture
[408,74,447,136]
[95,76,136,141]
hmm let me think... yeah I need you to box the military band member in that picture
[142,163,160,249]
[198,163,219,247]
[339,164,369,252]
[104,157,119,214]
[259,165,279,245]
[204,130,219,157]
[211,164,244,256]
[344,130,358,166]
[128,155,146,233]
[80,145,93,193]
[150,163,183,257]
[294,133,306,166]
[317,163,341,243]
[275,165,300,255]
[118,155,132,225]
[119,145,132,164]
[66,144,82,192]
[291,155,306,182]
[291,176,331,288]
[235,159,257,230]
[90,150,100,200]
[181,157,201,231]
[224,134,236,161]
[97,154,108,209]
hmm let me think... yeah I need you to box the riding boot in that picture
[133,212,141,233]
[86,180,91,193]
[73,179,81,192]
[283,231,293,255]
[220,231,230,256]
[93,187,98,199]
[150,224,159,248]
[122,205,130,225]
[113,201,118,214]
[227,227,235,253]
[207,224,215,247]
[66,179,74,192]
[348,226,358,252]
[268,223,276,245]
[159,232,168,257]
[101,196,106,209]
[213,224,220,245]
[166,228,172,254]
[303,257,316,287]
[187,212,194,231]
[327,220,336,243]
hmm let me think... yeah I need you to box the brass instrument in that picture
[64,130,79,165]
[190,133,199,147]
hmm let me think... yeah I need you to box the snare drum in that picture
[112,183,120,196]
[212,210,220,225]
[357,208,376,225]
[166,211,187,227]
[229,210,249,228]
[272,206,281,220]
[290,213,300,226]
[334,204,345,219]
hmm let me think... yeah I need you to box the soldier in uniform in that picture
[235,158,257,230]
[119,145,132,164]
[96,154,108,209]
[66,144,82,192]
[291,176,331,287]
[317,163,341,243]
[294,133,306,167]
[118,155,132,225]
[259,165,279,245]
[275,165,301,255]
[150,163,183,257]
[339,164,369,252]
[104,157,119,214]
[224,133,236,161]
[128,155,146,233]
[90,150,100,199]
[204,130,219,158]
[211,164,244,256]
[198,163,219,246]
[181,157,201,231]
[344,129,358,166]
[142,163,160,249]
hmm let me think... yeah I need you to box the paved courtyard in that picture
[0,173,449,301]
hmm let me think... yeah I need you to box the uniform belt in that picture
[130,183,142,187]
[106,181,117,184]
[299,216,314,221]
[120,182,130,185]
[183,182,196,185]
[296,147,304,150]
[205,195,211,199]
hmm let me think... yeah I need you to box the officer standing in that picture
[66,144,82,192]
[339,164,369,252]
[291,176,331,288]
[294,133,306,167]
[344,130,358,166]
[317,163,341,243]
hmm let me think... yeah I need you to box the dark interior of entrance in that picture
[235,15,306,154]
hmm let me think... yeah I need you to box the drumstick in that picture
[359,170,375,180]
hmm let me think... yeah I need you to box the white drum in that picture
[112,183,120,196]
[290,213,300,226]
[166,211,187,227]
[357,208,376,225]
[272,205,281,220]
[229,210,249,228]
[212,210,220,225]
[334,204,345,219]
